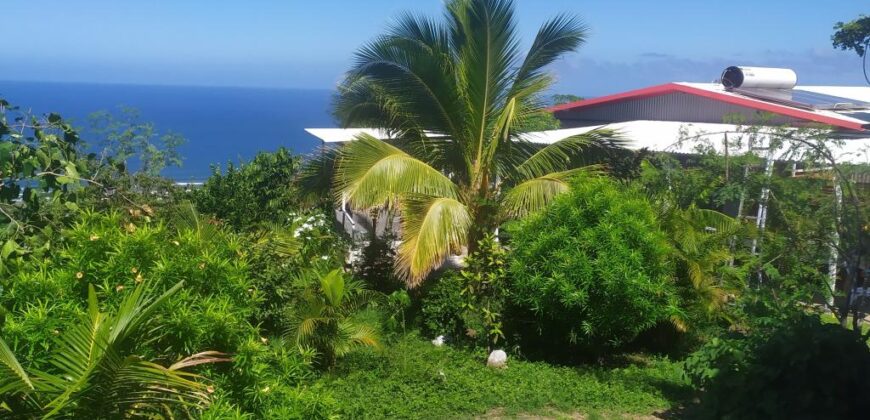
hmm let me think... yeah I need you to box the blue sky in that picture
[2,0,867,96]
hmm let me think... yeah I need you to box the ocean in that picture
[0,81,335,181]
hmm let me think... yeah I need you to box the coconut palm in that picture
[323,0,622,285]
[284,269,381,369]
[0,280,225,418]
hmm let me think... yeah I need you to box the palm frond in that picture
[397,195,471,286]
[339,12,462,138]
[334,134,458,209]
[450,0,520,172]
[515,129,624,180]
[34,280,216,417]
[513,14,587,93]
[299,146,340,200]
[319,269,346,308]
[501,166,602,218]
[173,201,220,241]
[335,320,381,358]
[0,337,33,395]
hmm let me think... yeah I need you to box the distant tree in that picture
[832,15,870,56]
[551,93,583,105]
[521,111,561,131]
[832,15,870,84]
[88,107,185,176]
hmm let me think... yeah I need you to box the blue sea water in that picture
[0,81,335,181]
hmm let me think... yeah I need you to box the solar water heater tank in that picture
[720,66,797,89]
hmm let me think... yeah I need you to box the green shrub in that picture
[0,209,257,367]
[0,280,220,418]
[245,211,346,333]
[420,234,507,348]
[420,273,467,342]
[193,148,308,230]
[506,176,679,358]
[685,315,870,419]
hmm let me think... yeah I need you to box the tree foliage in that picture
[87,106,185,176]
[832,15,870,56]
[506,176,678,357]
[321,0,622,284]
[193,148,306,230]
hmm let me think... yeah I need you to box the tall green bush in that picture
[421,234,508,348]
[506,176,678,358]
[193,148,308,230]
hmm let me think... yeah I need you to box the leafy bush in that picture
[506,176,678,358]
[1,100,96,274]
[0,280,223,418]
[684,315,870,419]
[1,208,257,366]
[193,148,308,230]
[420,273,467,342]
[245,211,346,332]
[420,234,507,348]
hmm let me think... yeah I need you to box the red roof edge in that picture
[548,83,866,132]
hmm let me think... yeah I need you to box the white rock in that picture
[431,335,445,347]
[487,349,507,368]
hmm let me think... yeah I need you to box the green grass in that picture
[820,313,870,341]
[316,333,692,419]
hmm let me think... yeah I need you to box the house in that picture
[304,66,870,286]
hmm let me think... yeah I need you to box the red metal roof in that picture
[549,83,867,132]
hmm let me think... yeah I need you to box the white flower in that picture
[320,255,328,260]
[307,216,315,222]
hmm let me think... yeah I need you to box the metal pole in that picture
[827,177,843,306]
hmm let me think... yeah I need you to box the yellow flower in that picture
[75,272,84,279]
[115,284,125,292]
[135,273,143,284]
[131,267,138,274]
[89,234,100,241]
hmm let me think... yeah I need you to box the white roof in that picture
[304,128,390,143]
[305,121,870,165]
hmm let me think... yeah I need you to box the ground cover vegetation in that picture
[3,1,870,418]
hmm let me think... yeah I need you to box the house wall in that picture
[555,92,802,127]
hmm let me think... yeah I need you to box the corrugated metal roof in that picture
[678,83,870,126]
[551,83,869,131]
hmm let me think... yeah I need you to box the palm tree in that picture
[285,269,381,369]
[656,201,746,325]
[0,280,225,418]
[322,0,621,285]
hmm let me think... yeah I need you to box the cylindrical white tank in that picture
[720,66,797,89]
